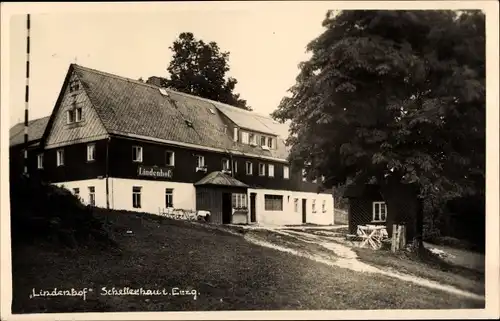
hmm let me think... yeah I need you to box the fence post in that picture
[399,225,406,250]
[391,224,398,252]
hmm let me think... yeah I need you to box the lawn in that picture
[11,210,484,313]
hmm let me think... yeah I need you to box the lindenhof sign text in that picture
[137,165,173,179]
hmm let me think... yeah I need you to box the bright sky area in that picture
[8,2,339,127]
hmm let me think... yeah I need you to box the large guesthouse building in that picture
[10,64,334,225]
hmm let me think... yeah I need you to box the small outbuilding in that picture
[194,171,249,224]
[343,183,423,243]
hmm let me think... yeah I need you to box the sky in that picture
[7,2,337,126]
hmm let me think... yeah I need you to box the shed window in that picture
[232,193,248,209]
[264,195,283,211]
[372,201,387,222]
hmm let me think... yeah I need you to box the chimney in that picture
[233,127,238,142]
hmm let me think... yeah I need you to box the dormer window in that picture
[69,80,80,93]
[267,137,273,149]
[260,136,266,147]
[242,132,249,144]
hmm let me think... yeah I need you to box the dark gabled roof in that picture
[9,116,50,147]
[194,171,249,188]
[71,64,289,161]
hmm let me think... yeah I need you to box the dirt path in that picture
[244,227,485,302]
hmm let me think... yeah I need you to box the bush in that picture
[10,176,115,249]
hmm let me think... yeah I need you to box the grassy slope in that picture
[11,211,484,313]
[353,247,485,296]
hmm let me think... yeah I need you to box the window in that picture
[88,186,95,206]
[37,153,43,169]
[197,155,205,168]
[75,107,82,122]
[246,161,253,175]
[133,186,142,208]
[322,200,327,213]
[67,110,75,124]
[242,132,249,144]
[283,166,289,179]
[165,150,175,166]
[222,158,230,171]
[260,136,266,146]
[69,80,80,92]
[73,188,80,197]
[132,146,143,162]
[56,149,64,167]
[267,137,273,148]
[165,188,174,208]
[264,195,283,211]
[294,198,299,213]
[249,133,256,145]
[258,163,265,176]
[268,164,274,177]
[232,193,248,209]
[87,143,96,161]
[232,160,238,173]
[373,202,387,222]
[312,200,317,213]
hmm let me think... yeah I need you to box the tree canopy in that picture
[148,32,250,110]
[272,10,485,201]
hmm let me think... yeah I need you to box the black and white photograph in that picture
[1,1,498,320]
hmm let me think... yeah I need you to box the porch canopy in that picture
[194,171,248,188]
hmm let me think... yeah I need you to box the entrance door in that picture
[222,193,232,224]
[302,199,307,223]
[250,193,257,223]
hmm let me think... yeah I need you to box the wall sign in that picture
[137,165,173,179]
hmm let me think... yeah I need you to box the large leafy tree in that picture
[148,32,250,110]
[272,10,485,228]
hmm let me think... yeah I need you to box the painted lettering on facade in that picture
[137,166,173,179]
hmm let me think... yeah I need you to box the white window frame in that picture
[249,133,257,145]
[88,186,95,206]
[372,201,387,222]
[132,146,143,163]
[241,132,249,144]
[283,166,289,179]
[294,198,299,213]
[268,164,274,177]
[37,153,44,169]
[264,194,283,211]
[56,149,64,167]
[197,155,205,168]
[165,188,174,208]
[258,163,266,176]
[75,107,82,122]
[66,109,75,124]
[222,158,230,171]
[87,143,96,162]
[260,136,267,147]
[133,186,142,209]
[246,161,253,175]
[165,150,175,166]
[267,137,273,148]
[232,193,248,209]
